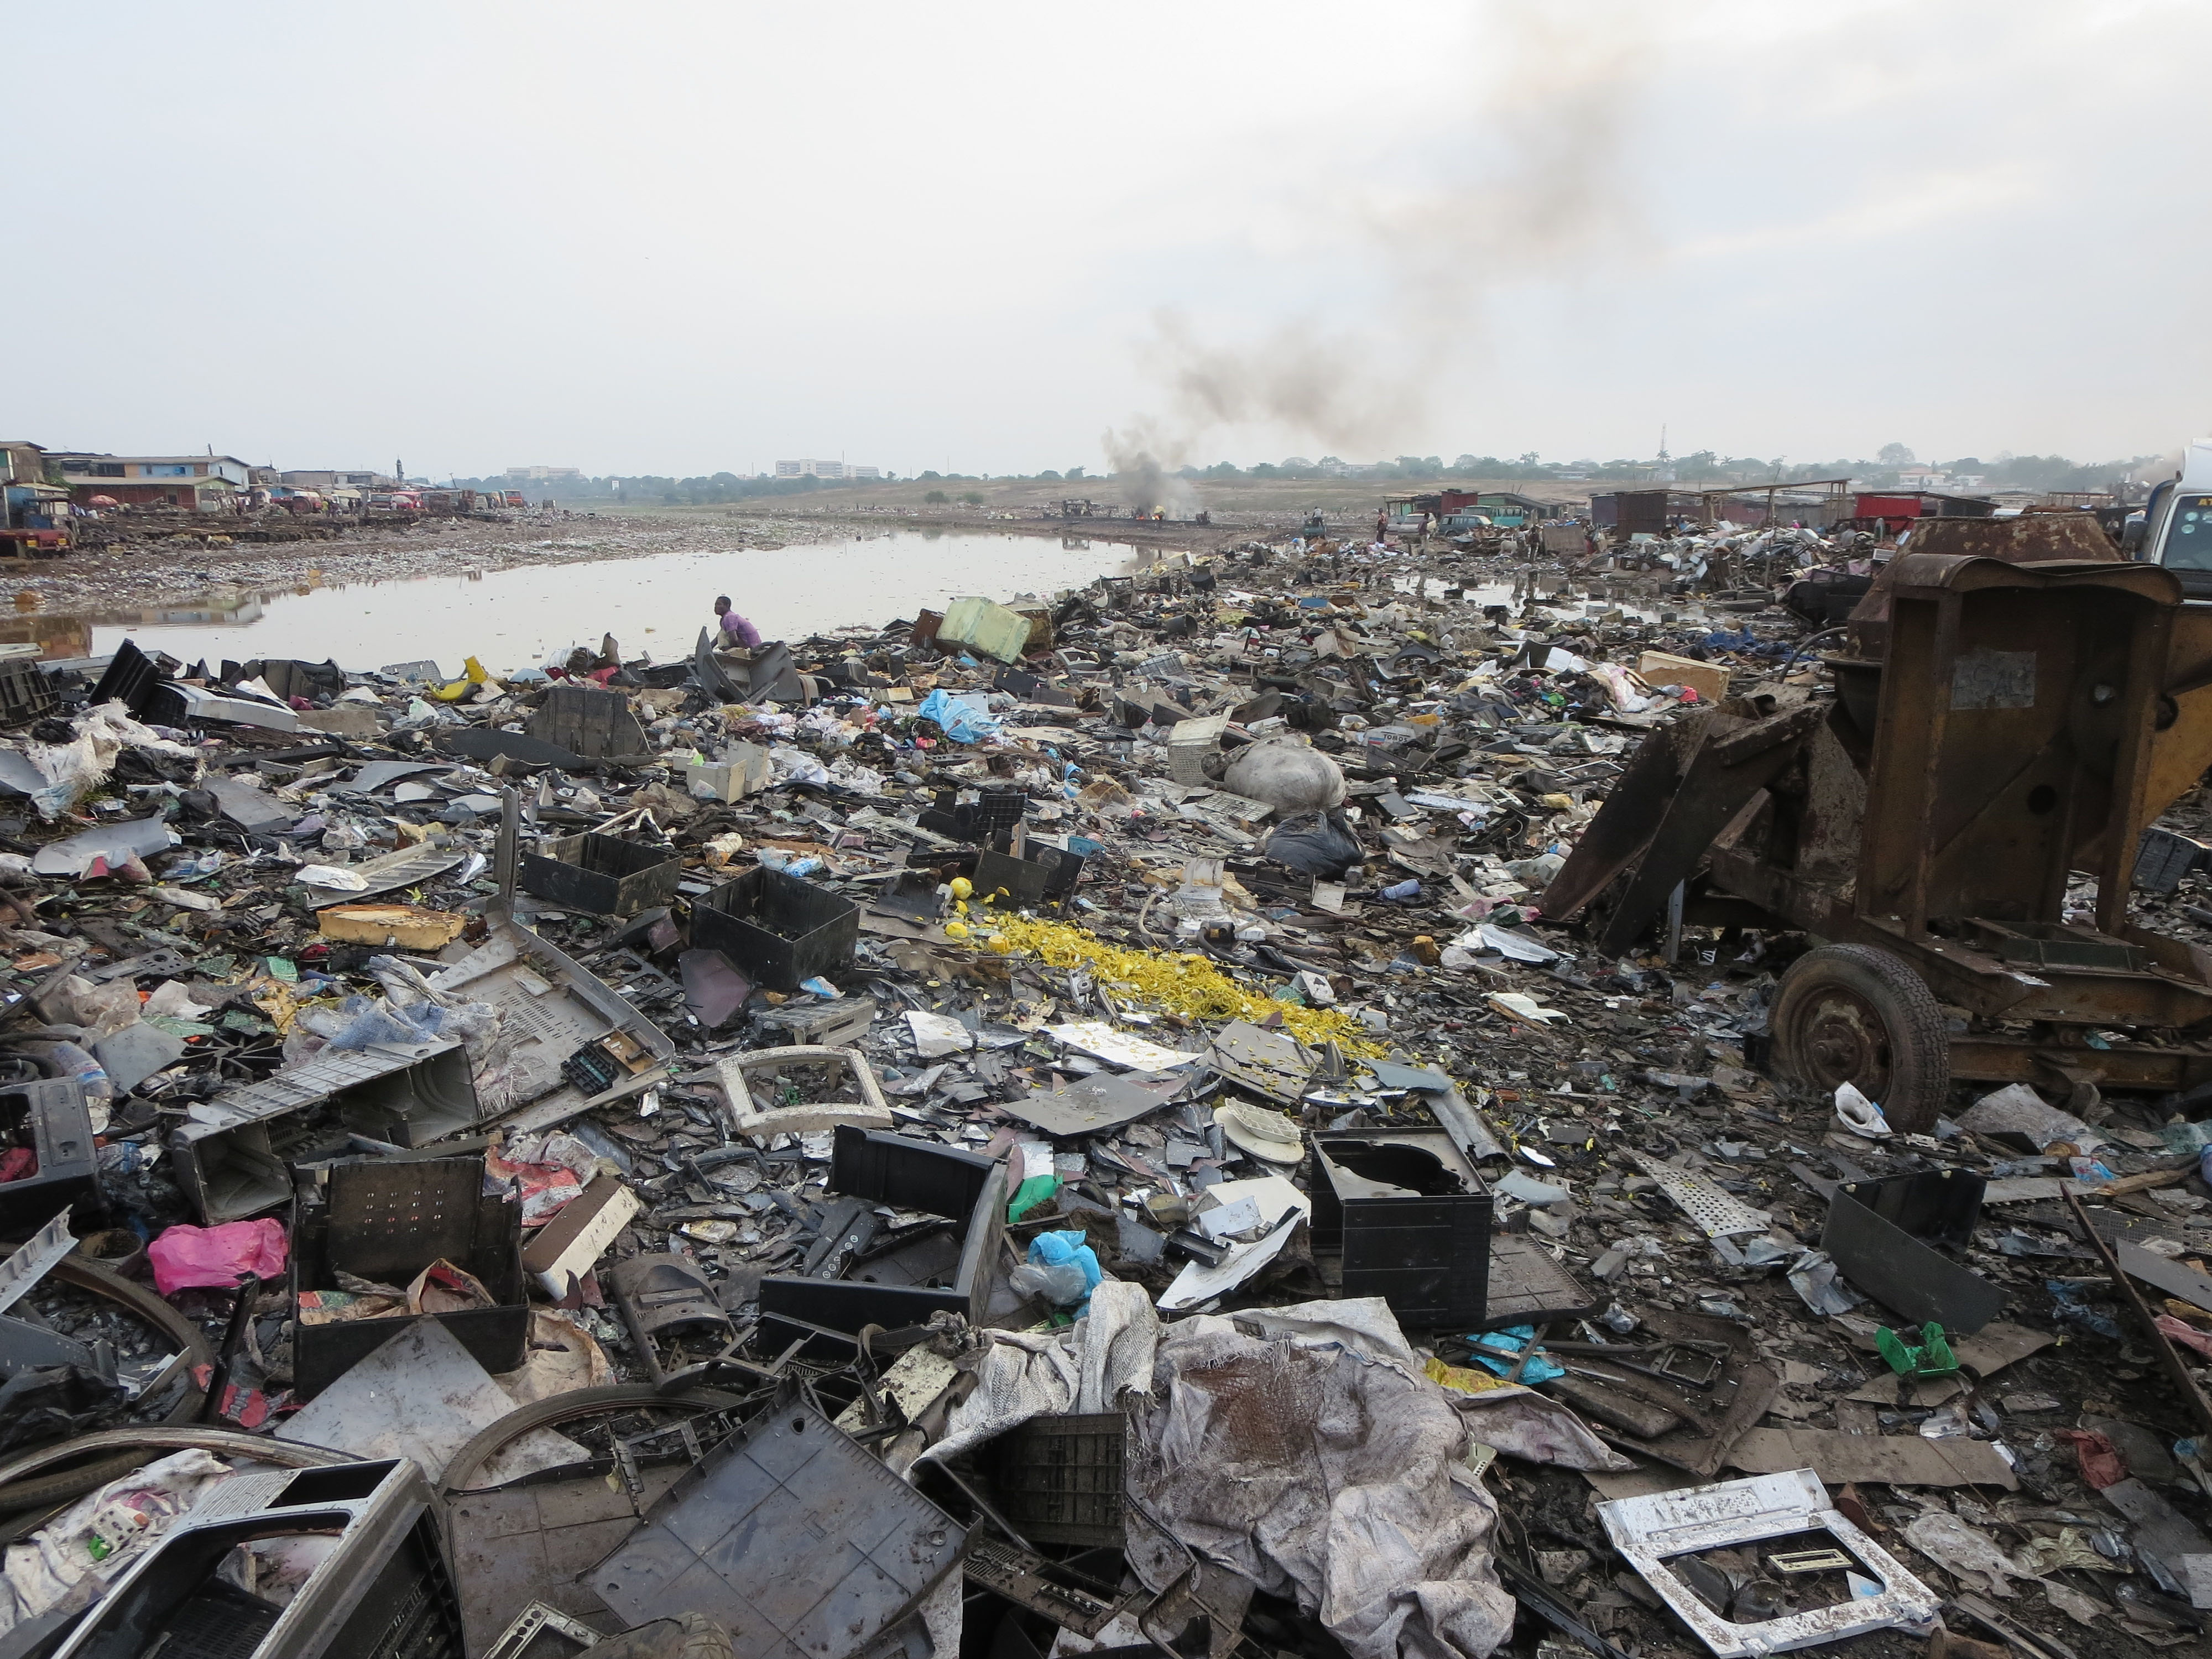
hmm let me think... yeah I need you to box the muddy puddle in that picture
[10,529,1154,675]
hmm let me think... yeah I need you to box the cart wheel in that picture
[1770,943,1950,1133]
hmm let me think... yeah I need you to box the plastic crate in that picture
[0,658,56,728]
[690,865,858,992]
[758,1127,1004,1345]
[916,787,1027,843]
[519,831,682,916]
[290,1155,528,1398]
[1310,1128,1493,1329]
[988,1412,1124,1545]
[973,837,1084,909]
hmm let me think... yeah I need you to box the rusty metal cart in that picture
[1544,541,2212,1129]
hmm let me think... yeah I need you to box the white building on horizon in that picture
[776,460,879,480]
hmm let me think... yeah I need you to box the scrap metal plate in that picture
[1206,1019,1318,1106]
[1634,1153,1771,1239]
[1005,1068,1190,1138]
[590,1399,964,1659]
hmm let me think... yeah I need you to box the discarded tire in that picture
[1769,943,1950,1133]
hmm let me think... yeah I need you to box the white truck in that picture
[2133,437,2212,597]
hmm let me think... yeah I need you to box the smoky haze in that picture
[2,2,2208,476]
[1106,3,1651,489]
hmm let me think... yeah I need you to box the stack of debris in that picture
[0,524,2204,1659]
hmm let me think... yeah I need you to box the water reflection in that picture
[66,529,1154,675]
[0,613,92,659]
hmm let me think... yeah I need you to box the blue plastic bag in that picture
[1011,1229,1102,1313]
[915,688,1000,744]
[1465,1323,1564,1384]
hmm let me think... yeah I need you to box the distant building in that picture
[0,442,48,486]
[775,460,878,480]
[49,452,249,511]
[504,466,582,482]
[281,469,390,491]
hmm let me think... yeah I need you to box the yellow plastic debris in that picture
[431,656,491,702]
[1424,1354,1516,1395]
[985,914,1383,1053]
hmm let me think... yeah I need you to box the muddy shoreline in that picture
[4,507,1242,626]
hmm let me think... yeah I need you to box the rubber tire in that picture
[1770,943,1950,1133]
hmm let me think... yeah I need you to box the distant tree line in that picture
[447,446,2157,504]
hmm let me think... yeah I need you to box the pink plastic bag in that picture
[148,1218,288,1296]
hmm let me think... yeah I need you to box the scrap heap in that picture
[0,520,2204,1659]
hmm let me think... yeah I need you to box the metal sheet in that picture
[589,1398,964,1659]
[1003,1068,1189,1137]
[1046,1022,1197,1072]
[340,759,456,794]
[1632,1153,1771,1239]
[1204,1019,1319,1105]
[30,815,179,877]
[278,1319,585,1481]
[301,843,466,908]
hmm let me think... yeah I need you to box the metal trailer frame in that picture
[1544,551,2212,1123]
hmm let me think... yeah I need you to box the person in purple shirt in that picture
[713,595,762,649]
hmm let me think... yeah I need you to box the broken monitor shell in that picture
[426,920,677,1122]
[46,1459,462,1659]
[1598,1467,1939,1657]
[171,1040,478,1225]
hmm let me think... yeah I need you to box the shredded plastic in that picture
[1422,1354,1516,1395]
[983,914,1385,1055]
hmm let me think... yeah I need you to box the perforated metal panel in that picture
[1632,1152,1771,1239]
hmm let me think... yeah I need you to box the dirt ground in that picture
[0,476,1574,623]
[0,510,903,622]
[718,470,1580,532]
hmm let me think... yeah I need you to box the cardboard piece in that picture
[521,1176,641,1300]
[1635,650,1729,705]
[318,904,468,950]
[1725,1428,2017,1489]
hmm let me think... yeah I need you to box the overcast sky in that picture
[9,1,2207,479]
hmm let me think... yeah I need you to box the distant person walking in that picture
[713,595,761,648]
[1374,510,1388,545]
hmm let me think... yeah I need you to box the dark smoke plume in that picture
[1107,2,1651,486]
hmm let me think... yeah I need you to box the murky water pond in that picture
[14,530,1152,676]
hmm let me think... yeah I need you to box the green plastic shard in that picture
[1875,1321,1959,1378]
